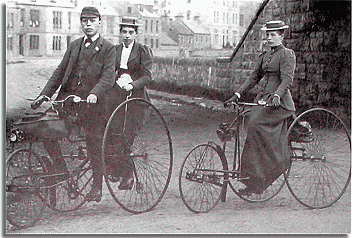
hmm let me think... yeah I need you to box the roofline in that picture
[14,2,76,9]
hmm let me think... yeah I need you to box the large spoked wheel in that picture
[285,108,351,209]
[47,137,93,212]
[179,143,227,213]
[102,98,173,214]
[226,113,286,202]
[6,148,49,229]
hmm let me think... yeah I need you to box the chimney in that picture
[175,13,184,21]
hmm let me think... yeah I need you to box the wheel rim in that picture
[102,98,173,213]
[285,108,351,209]
[6,148,47,229]
[49,158,92,212]
[179,144,225,213]
[45,138,92,212]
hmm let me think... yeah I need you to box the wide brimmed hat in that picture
[261,20,289,31]
[81,6,101,19]
[119,17,141,27]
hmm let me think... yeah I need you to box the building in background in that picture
[6,0,80,58]
[160,0,240,49]
[6,0,262,58]
[161,13,211,54]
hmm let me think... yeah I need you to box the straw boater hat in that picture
[119,17,141,28]
[261,20,289,31]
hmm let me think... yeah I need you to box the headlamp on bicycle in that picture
[9,129,25,143]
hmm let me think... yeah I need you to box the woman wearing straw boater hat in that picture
[224,20,296,196]
[104,17,153,190]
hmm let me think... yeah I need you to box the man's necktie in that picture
[85,38,93,47]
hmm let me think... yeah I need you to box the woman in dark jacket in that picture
[224,20,296,195]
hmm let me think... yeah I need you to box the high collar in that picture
[84,33,99,42]
[270,44,284,52]
[123,40,135,48]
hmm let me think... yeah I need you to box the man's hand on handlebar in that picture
[31,95,49,110]
[224,94,239,108]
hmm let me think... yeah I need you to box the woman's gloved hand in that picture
[224,93,239,108]
[271,94,281,107]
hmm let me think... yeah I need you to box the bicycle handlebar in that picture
[29,95,87,111]
[224,99,268,108]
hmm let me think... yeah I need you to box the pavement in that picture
[148,89,232,113]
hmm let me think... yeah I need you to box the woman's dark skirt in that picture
[240,105,294,191]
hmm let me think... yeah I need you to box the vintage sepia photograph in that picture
[5,0,351,234]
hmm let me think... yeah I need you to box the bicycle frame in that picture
[6,95,91,194]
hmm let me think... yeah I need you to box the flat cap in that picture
[81,6,101,19]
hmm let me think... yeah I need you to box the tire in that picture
[6,148,49,229]
[102,98,173,213]
[285,108,351,209]
[179,143,227,213]
[226,113,286,202]
[47,137,93,212]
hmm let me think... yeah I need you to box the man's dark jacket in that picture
[39,36,116,100]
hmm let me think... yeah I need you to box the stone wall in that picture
[151,0,351,122]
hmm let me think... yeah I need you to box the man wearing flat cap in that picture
[103,17,153,190]
[224,20,296,196]
[32,6,116,203]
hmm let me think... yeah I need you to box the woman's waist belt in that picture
[118,69,133,75]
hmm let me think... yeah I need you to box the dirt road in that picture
[5,58,351,234]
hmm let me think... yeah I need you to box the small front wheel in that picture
[179,144,227,213]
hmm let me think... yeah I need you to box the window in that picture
[7,37,13,50]
[156,39,159,48]
[30,9,40,27]
[52,36,61,50]
[156,20,159,32]
[127,7,132,14]
[30,35,39,49]
[144,38,148,45]
[214,11,219,23]
[150,20,153,33]
[7,12,14,29]
[150,38,154,48]
[239,14,244,27]
[145,20,148,32]
[107,16,114,34]
[20,9,25,27]
[53,11,62,29]
[68,12,71,30]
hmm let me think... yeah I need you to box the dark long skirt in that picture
[240,105,294,191]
